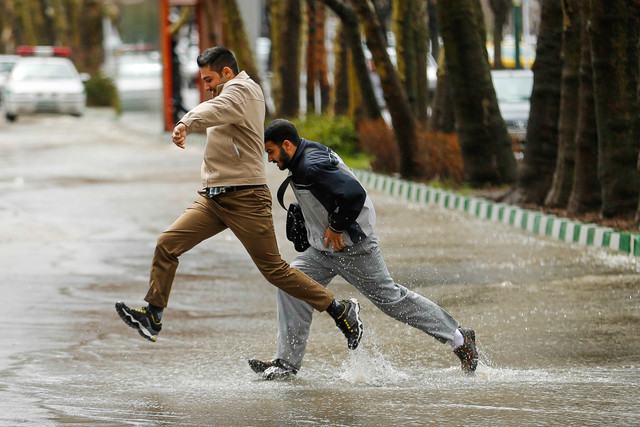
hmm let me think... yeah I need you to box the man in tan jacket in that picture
[116,47,362,354]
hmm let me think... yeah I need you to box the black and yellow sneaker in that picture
[115,301,162,342]
[331,298,363,350]
[248,358,298,380]
[453,328,478,373]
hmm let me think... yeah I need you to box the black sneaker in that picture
[332,299,363,350]
[453,328,478,373]
[115,301,162,342]
[248,358,298,380]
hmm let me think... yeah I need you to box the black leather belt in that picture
[205,184,263,198]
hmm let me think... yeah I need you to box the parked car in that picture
[491,69,534,146]
[2,56,88,122]
[0,55,20,102]
[113,51,163,111]
[487,40,536,69]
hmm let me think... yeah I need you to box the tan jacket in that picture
[179,71,266,188]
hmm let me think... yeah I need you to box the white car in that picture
[491,69,534,143]
[113,52,163,112]
[0,55,20,102]
[3,56,87,121]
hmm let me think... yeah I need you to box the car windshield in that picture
[0,62,15,73]
[12,62,75,81]
[493,75,533,103]
[117,55,162,78]
[118,62,161,78]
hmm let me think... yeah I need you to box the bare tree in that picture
[324,0,382,121]
[427,0,439,62]
[567,0,600,215]
[429,49,455,134]
[544,0,581,208]
[223,0,263,89]
[590,0,640,219]
[305,0,331,114]
[200,0,224,48]
[332,22,352,116]
[273,0,302,117]
[488,0,512,69]
[0,0,105,74]
[438,0,516,185]
[509,0,562,204]
[350,0,421,179]
[393,0,429,126]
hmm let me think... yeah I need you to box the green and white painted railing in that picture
[353,170,640,257]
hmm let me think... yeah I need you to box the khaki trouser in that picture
[144,186,334,311]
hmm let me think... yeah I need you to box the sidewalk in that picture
[117,107,640,257]
[98,108,640,256]
[354,170,640,257]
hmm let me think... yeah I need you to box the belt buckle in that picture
[206,186,226,198]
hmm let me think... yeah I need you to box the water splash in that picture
[338,344,410,386]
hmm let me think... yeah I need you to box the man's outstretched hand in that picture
[172,123,187,149]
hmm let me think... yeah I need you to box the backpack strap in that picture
[276,144,332,211]
[277,175,292,211]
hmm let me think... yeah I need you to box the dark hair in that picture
[264,119,301,146]
[196,47,239,75]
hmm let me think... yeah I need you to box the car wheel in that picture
[5,113,16,122]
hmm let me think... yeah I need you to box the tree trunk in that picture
[428,0,439,62]
[305,0,330,114]
[350,0,420,179]
[4,0,104,74]
[16,0,40,46]
[316,3,331,114]
[201,0,224,53]
[306,0,318,114]
[77,0,105,74]
[489,0,511,70]
[0,1,15,53]
[567,0,601,215]
[276,0,302,117]
[324,0,382,121]
[332,22,351,116]
[51,0,72,53]
[393,0,417,117]
[590,0,640,219]
[429,48,455,133]
[394,0,429,126]
[413,0,429,127]
[269,0,284,115]
[438,0,516,186]
[511,0,563,204]
[544,0,581,208]
[223,0,263,88]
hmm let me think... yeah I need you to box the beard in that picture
[277,150,292,170]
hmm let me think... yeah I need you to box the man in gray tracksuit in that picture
[248,119,478,380]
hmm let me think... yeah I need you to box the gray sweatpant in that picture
[275,234,459,370]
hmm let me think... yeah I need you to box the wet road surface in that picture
[1,110,639,426]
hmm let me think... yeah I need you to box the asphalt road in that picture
[1,109,639,426]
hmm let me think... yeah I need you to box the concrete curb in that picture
[353,170,640,257]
